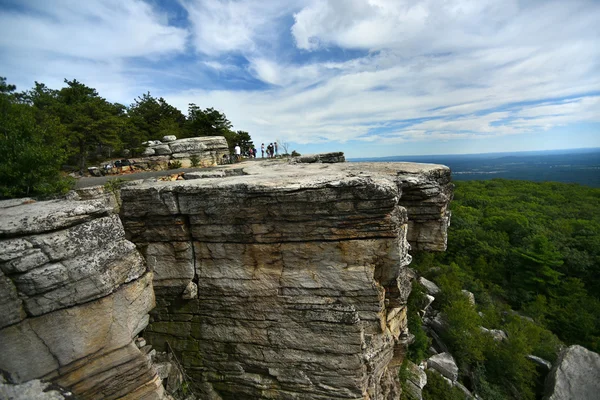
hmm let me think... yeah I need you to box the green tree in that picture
[127,92,186,146]
[0,77,71,198]
[54,79,123,172]
[185,104,232,137]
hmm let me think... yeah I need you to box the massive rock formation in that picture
[119,161,452,399]
[0,159,453,400]
[0,196,165,400]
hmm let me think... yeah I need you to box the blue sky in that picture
[1,0,599,157]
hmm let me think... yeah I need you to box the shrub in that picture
[423,370,468,400]
[169,160,182,169]
[190,155,200,168]
[406,283,431,363]
[291,150,301,157]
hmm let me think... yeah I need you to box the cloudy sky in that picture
[1,0,599,157]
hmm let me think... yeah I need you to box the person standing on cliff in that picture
[234,144,241,162]
[274,142,278,158]
[261,143,265,158]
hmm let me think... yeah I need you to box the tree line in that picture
[0,77,253,198]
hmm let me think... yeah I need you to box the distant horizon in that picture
[347,146,600,160]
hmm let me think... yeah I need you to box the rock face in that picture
[0,159,453,400]
[0,195,165,400]
[119,161,452,399]
[544,345,600,400]
[395,165,453,251]
[143,136,229,168]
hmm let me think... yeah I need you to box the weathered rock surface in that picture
[0,196,166,399]
[427,352,459,382]
[394,164,453,251]
[295,151,345,163]
[143,136,229,168]
[0,159,452,400]
[0,378,70,400]
[544,345,600,400]
[419,277,440,295]
[118,160,452,399]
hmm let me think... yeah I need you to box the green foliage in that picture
[189,154,200,168]
[434,179,600,351]
[1,75,256,198]
[127,92,186,148]
[169,160,182,169]
[422,370,467,400]
[411,179,598,399]
[0,77,72,198]
[406,283,431,363]
[291,150,301,157]
[103,178,127,194]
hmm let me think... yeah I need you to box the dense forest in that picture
[405,179,600,399]
[0,77,253,198]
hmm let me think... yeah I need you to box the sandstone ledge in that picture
[119,159,452,399]
[0,196,165,400]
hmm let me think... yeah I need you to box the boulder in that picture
[142,147,156,156]
[182,281,198,299]
[544,345,600,400]
[428,352,458,382]
[419,277,440,295]
[480,327,508,341]
[406,360,427,389]
[152,144,172,155]
[421,294,435,315]
[461,289,475,305]
[162,135,177,142]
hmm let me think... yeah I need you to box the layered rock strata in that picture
[0,196,165,400]
[120,161,452,399]
[141,136,229,168]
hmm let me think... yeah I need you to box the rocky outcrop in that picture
[427,352,459,382]
[544,345,600,400]
[142,136,229,168]
[294,151,346,163]
[0,196,165,399]
[0,159,452,400]
[395,164,453,251]
[118,160,452,399]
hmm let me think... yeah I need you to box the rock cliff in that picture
[0,159,453,400]
[0,196,165,399]
[120,161,452,399]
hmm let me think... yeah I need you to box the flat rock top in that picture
[0,197,112,237]
[123,160,449,193]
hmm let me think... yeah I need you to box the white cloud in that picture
[0,0,187,59]
[181,0,305,56]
